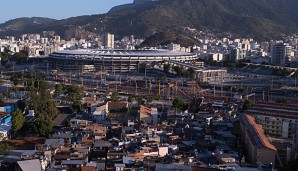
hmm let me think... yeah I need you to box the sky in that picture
[0,0,133,23]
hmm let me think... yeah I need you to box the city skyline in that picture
[0,0,133,23]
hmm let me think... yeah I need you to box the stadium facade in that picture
[49,49,197,72]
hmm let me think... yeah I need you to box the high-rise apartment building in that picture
[271,43,293,66]
[102,33,114,49]
[230,46,247,62]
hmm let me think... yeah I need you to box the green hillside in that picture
[0,0,297,40]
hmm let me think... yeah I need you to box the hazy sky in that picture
[0,0,133,23]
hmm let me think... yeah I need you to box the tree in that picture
[11,51,28,64]
[163,64,170,73]
[37,100,60,119]
[146,96,153,104]
[0,93,5,103]
[10,73,24,86]
[72,100,82,114]
[187,68,196,79]
[17,99,28,112]
[110,91,120,102]
[280,157,298,171]
[38,79,53,99]
[0,142,13,158]
[276,98,288,104]
[242,100,253,111]
[11,110,26,132]
[173,66,183,76]
[128,95,135,103]
[0,50,10,65]
[54,84,64,97]
[136,96,145,105]
[34,116,53,137]
[64,84,83,102]
[172,98,188,112]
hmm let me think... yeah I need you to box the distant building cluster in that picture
[1,31,298,68]
[0,32,144,57]
[193,37,298,67]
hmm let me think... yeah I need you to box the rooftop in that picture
[244,101,298,120]
[240,114,276,151]
[17,159,42,171]
[52,49,194,57]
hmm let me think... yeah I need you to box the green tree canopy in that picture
[72,100,82,114]
[37,100,60,119]
[110,91,120,102]
[0,93,5,103]
[146,96,153,104]
[173,98,188,112]
[17,99,28,112]
[276,98,288,104]
[173,66,183,76]
[34,115,53,137]
[55,84,64,92]
[0,51,10,65]
[10,72,25,86]
[64,84,83,102]
[163,64,170,73]
[128,95,135,103]
[0,142,13,157]
[242,100,253,111]
[11,51,28,64]
[187,68,196,79]
[11,110,26,132]
[280,157,298,171]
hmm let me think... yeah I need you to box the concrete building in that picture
[139,105,158,125]
[54,36,61,44]
[167,43,181,51]
[244,101,298,139]
[210,53,223,62]
[196,69,227,82]
[102,33,114,49]
[230,46,247,62]
[271,43,293,66]
[240,114,276,165]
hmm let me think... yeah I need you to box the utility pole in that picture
[46,63,49,77]
[135,81,138,94]
[145,65,147,88]
[221,71,223,97]
[69,70,72,85]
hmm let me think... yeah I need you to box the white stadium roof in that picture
[53,49,194,57]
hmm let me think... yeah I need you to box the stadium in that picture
[49,49,197,72]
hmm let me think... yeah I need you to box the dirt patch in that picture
[4,137,46,150]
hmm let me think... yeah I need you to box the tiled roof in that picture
[240,114,276,151]
[244,101,298,120]
[108,102,128,110]
[140,105,152,116]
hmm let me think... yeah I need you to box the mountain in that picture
[0,0,297,40]
[0,17,56,36]
[141,32,201,47]
[104,0,298,39]
[108,0,152,12]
